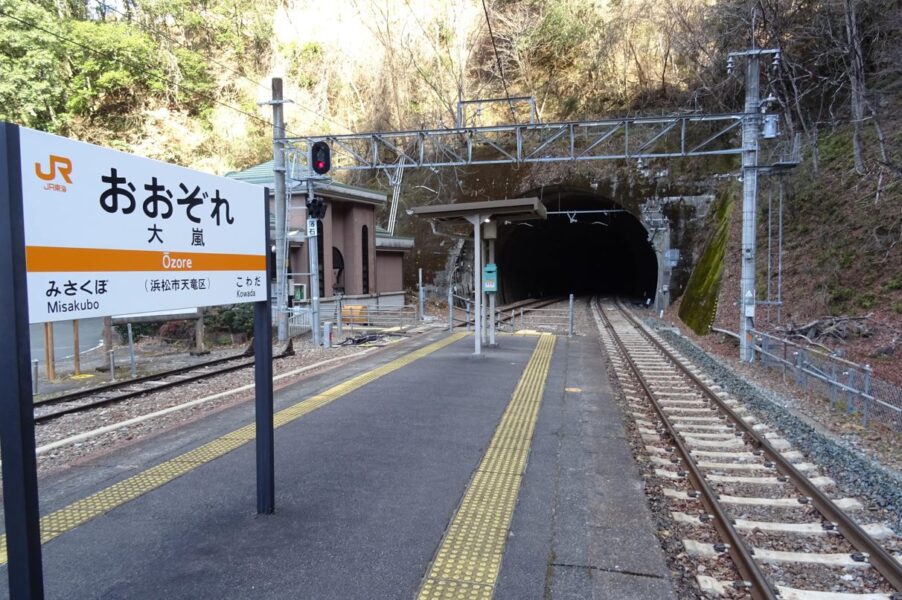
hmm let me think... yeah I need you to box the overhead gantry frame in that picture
[284,113,746,172]
[280,49,796,360]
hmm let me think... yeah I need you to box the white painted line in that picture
[35,350,372,456]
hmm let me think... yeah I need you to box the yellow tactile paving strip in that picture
[417,333,556,600]
[0,332,468,565]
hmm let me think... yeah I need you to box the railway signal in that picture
[310,141,330,175]
[306,196,327,220]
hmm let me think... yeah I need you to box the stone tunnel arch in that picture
[495,187,660,305]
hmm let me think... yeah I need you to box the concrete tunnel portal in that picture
[495,194,658,304]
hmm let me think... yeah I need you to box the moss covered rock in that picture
[679,194,733,334]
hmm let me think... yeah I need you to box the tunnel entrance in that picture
[496,192,658,303]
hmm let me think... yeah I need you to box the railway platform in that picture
[1,329,675,599]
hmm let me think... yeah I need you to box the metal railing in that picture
[448,291,475,332]
[287,306,312,338]
[334,304,417,330]
[284,301,418,340]
[751,329,902,431]
[447,291,575,337]
[507,295,574,336]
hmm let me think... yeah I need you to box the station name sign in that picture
[18,127,267,323]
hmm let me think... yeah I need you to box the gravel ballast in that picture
[647,318,902,534]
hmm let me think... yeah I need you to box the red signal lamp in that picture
[310,141,331,175]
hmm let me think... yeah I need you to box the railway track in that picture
[592,298,902,599]
[33,345,294,424]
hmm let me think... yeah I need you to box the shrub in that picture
[159,320,195,343]
[113,321,160,340]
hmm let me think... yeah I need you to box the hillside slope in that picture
[3,0,899,370]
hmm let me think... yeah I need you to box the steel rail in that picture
[35,349,294,424]
[595,299,776,599]
[34,352,256,408]
[613,300,902,592]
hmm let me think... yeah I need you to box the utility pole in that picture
[268,78,289,342]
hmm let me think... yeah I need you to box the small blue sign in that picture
[483,263,498,294]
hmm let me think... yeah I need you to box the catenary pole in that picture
[739,54,760,361]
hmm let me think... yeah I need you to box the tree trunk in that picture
[844,0,866,174]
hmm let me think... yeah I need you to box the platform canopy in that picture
[410,197,546,223]
[411,198,545,356]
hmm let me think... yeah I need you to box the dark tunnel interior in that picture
[496,194,658,303]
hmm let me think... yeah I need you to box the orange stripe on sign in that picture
[25,246,266,273]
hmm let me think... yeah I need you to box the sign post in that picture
[0,123,274,598]
[255,192,274,514]
[0,122,45,600]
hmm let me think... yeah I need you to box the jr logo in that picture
[35,155,73,185]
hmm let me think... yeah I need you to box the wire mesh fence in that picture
[752,329,902,432]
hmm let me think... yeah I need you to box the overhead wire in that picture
[90,0,352,134]
[480,0,518,123]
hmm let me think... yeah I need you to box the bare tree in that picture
[843,0,867,173]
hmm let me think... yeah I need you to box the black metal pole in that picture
[0,123,46,598]
[255,188,275,514]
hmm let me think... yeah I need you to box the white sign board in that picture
[19,128,267,323]
[306,218,318,237]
